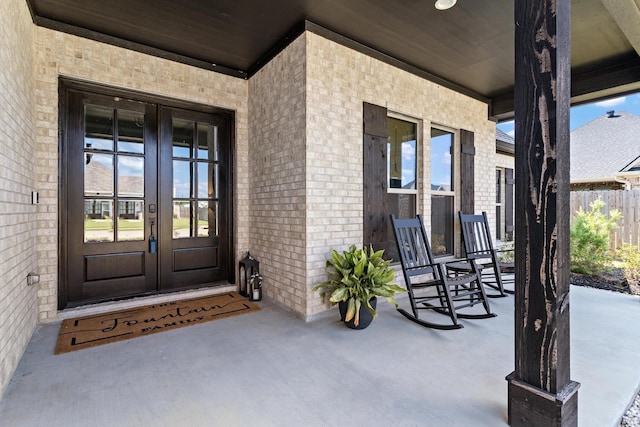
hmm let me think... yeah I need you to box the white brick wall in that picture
[0,0,38,398]
[304,32,497,317]
[246,31,499,318]
[33,28,250,321]
[4,19,500,330]
[248,36,308,316]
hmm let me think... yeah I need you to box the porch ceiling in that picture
[27,0,640,120]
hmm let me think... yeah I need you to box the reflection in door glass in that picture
[85,153,114,197]
[197,200,217,237]
[84,199,114,242]
[172,118,220,240]
[197,124,217,160]
[197,163,212,198]
[173,119,193,158]
[118,156,144,197]
[118,110,145,154]
[173,201,192,238]
[173,160,192,198]
[84,105,114,151]
[117,200,144,241]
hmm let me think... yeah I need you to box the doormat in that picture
[55,292,259,354]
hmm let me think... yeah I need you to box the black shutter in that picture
[363,102,392,256]
[460,129,475,214]
[505,167,514,241]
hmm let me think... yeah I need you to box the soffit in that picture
[27,0,640,119]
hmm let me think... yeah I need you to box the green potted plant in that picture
[312,245,405,329]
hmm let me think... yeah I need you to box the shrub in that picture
[617,244,640,295]
[497,240,514,263]
[570,198,621,275]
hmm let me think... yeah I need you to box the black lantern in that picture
[249,273,263,301]
[238,252,259,297]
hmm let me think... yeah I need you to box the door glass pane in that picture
[173,160,192,198]
[431,129,454,191]
[496,169,502,203]
[173,119,194,158]
[387,117,417,189]
[117,200,144,241]
[85,105,114,151]
[197,162,212,198]
[431,195,454,256]
[84,199,114,243]
[118,156,144,197]
[173,201,192,238]
[85,153,114,196]
[118,110,145,154]
[197,123,217,160]
[197,200,217,237]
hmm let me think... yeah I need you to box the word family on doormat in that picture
[55,292,259,354]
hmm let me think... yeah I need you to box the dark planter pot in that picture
[338,297,377,329]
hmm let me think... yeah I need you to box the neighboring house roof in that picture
[570,111,640,183]
[496,128,514,144]
[85,159,144,197]
[496,128,515,155]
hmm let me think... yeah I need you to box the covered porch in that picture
[1,285,638,426]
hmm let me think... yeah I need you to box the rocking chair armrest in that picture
[464,249,493,258]
[495,247,514,254]
[443,258,481,275]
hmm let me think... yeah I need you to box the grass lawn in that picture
[85,218,203,231]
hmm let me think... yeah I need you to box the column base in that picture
[506,372,580,427]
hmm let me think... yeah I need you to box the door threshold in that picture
[56,284,237,321]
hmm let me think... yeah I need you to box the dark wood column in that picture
[507,1,580,426]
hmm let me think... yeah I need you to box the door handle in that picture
[149,219,157,253]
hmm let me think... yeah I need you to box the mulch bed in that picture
[570,267,633,294]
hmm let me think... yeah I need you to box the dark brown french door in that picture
[61,86,231,309]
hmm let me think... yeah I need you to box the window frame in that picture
[496,168,504,241]
[429,124,457,258]
[386,112,420,208]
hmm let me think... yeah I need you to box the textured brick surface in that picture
[248,36,308,316]
[0,0,38,399]
[5,18,500,345]
[33,27,250,321]
[304,33,497,317]
[246,32,499,318]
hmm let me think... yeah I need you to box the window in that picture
[496,168,503,240]
[430,128,455,256]
[387,117,418,231]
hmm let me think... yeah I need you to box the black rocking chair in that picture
[458,211,515,297]
[390,214,495,330]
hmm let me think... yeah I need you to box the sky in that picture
[496,92,640,137]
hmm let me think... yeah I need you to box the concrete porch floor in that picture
[0,285,639,427]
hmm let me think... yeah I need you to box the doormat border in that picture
[55,291,259,354]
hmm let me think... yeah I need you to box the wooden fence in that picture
[570,189,640,250]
